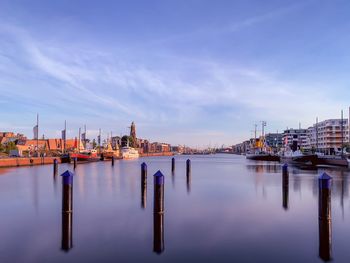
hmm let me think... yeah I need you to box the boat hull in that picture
[246,154,280,162]
[317,156,349,167]
[280,154,318,166]
[69,153,100,163]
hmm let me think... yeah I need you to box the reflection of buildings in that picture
[246,164,280,174]
[318,174,332,261]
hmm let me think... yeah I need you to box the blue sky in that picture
[1,0,350,147]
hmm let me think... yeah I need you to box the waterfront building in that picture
[282,128,309,150]
[265,133,283,149]
[307,119,349,154]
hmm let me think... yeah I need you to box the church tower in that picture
[130,121,137,147]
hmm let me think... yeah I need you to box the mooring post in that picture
[153,170,164,254]
[141,162,147,209]
[61,170,74,251]
[171,157,175,172]
[53,159,58,177]
[318,172,332,262]
[111,156,115,166]
[73,157,77,170]
[186,159,191,177]
[282,164,289,210]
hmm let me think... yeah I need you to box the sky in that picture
[1,0,350,147]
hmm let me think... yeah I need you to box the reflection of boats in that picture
[121,146,139,159]
[280,150,318,166]
[246,152,280,161]
[69,149,100,162]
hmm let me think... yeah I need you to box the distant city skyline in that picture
[1,0,350,146]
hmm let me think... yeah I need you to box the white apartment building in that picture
[282,128,309,149]
[307,119,349,154]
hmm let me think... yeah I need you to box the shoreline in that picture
[0,152,175,168]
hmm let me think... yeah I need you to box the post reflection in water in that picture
[318,173,332,262]
[153,171,165,254]
[61,170,74,252]
[282,164,289,210]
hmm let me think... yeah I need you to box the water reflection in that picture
[61,171,73,252]
[246,164,280,173]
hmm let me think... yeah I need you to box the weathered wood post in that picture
[73,157,77,170]
[111,156,115,166]
[53,159,58,177]
[282,164,289,210]
[171,157,175,172]
[318,172,332,262]
[141,162,147,209]
[186,159,191,177]
[186,159,191,193]
[61,170,74,251]
[153,171,164,254]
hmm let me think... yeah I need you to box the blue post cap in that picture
[282,163,288,172]
[153,170,164,185]
[54,159,58,164]
[141,162,147,169]
[319,172,332,189]
[61,170,74,185]
[186,159,191,164]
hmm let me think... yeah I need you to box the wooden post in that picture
[61,170,74,251]
[318,172,332,261]
[141,163,147,209]
[171,157,175,172]
[53,159,58,177]
[153,170,164,254]
[282,164,288,210]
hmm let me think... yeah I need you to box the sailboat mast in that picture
[36,113,39,157]
[341,110,344,157]
[316,117,318,152]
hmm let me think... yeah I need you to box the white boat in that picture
[121,146,139,159]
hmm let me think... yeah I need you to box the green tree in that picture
[121,135,135,147]
[0,143,4,152]
[5,141,17,154]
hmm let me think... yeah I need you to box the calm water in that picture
[1,154,350,262]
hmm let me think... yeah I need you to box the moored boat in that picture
[246,152,280,161]
[69,149,100,162]
[317,155,349,167]
[280,150,318,166]
[121,146,139,159]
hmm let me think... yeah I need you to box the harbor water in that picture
[1,154,350,262]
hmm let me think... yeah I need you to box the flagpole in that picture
[99,128,101,155]
[37,113,39,157]
[78,127,81,153]
[64,120,67,154]
[84,124,87,148]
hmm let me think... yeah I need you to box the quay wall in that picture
[0,157,61,168]
[140,152,174,157]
